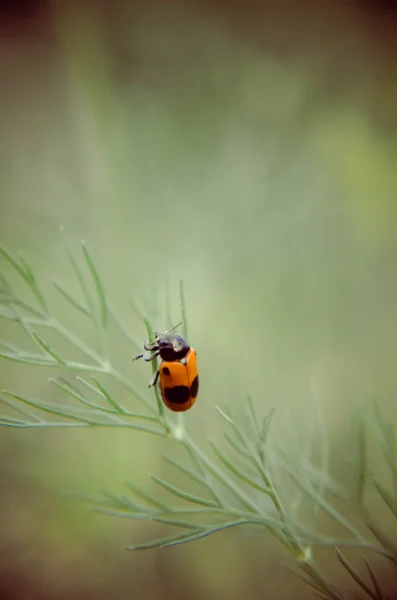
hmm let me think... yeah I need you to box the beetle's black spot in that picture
[162,366,170,376]
[190,375,199,398]
[164,385,190,405]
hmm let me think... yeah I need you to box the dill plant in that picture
[0,243,396,600]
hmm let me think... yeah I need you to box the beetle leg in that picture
[144,351,159,362]
[133,350,160,362]
[148,369,160,388]
[144,340,159,351]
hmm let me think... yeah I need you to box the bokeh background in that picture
[1,0,397,598]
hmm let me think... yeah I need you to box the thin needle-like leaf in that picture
[68,491,119,506]
[18,253,48,314]
[0,292,44,319]
[99,491,156,514]
[0,341,22,353]
[208,440,269,495]
[185,434,263,514]
[261,409,275,443]
[0,415,28,426]
[0,394,41,422]
[356,412,367,505]
[31,332,67,366]
[0,350,57,366]
[163,456,221,502]
[151,475,219,508]
[299,563,342,600]
[6,303,38,345]
[216,406,248,449]
[247,394,261,440]
[50,377,116,414]
[0,247,47,314]
[288,567,328,596]
[74,377,157,422]
[0,306,17,319]
[155,519,255,548]
[372,478,397,519]
[76,376,109,398]
[52,280,90,316]
[277,449,348,500]
[1,348,105,372]
[0,272,11,292]
[69,489,145,511]
[102,370,156,414]
[372,401,397,495]
[0,418,165,432]
[363,558,384,600]
[67,249,94,316]
[181,443,226,507]
[0,246,32,288]
[223,432,251,459]
[1,391,98,425]
[125,482,169,511]
[335,548,377,600]
[71,493,149,517]
[81,242,107,331]
[100,491,137,510]
[126,519,253,551]
[366,521,397,563]
[93,507,149,519]
[126,530,198,551]
[149,516,206,530]
[0,420,91,429]
[90,376,127,415]
[290,472,365,542]
[143,316,163,418]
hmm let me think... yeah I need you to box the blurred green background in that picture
[1,0,397,598]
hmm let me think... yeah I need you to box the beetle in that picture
[134,322,199,412]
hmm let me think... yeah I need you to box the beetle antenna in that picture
[153,321,182,337]
[167,321,182,333]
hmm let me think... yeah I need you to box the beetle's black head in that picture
[157,333,190,361]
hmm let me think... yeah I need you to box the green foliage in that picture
[1,244,397,599]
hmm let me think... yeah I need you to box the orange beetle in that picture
[134,323,199,412]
